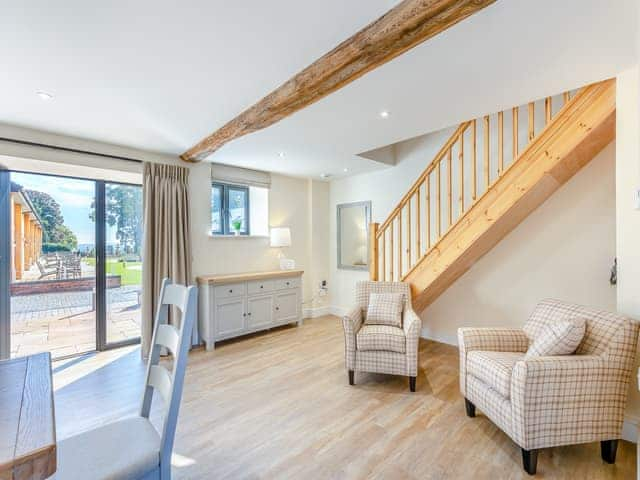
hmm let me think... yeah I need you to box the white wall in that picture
[190,163,330,310]
[423,143,615,343]
[329,126,617,329]
[329,126,455,312]
[616,67,640,433]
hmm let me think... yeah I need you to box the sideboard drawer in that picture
[215,283,246,299]
[273,277,300,290]
[247,279,274,295]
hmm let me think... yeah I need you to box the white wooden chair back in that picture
[140,278,197,479]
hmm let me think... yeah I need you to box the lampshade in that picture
[270,227,291,247]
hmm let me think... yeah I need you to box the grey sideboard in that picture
[197,270,304,350]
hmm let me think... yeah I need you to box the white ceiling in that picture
[1,0,637,179]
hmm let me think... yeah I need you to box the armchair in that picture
[458,299,639,475]
[342,281,421,391]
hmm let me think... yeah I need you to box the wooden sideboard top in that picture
[196,269,304,285]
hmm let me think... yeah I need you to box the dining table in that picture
[0,353,56,480]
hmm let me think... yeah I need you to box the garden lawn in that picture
[84,258,142,286]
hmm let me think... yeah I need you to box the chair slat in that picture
[155,324,180,355]
[148,365,173,404]
[162,284,188,311]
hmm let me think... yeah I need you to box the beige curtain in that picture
[141,162,193,358]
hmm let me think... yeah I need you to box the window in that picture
[211,183,250,235]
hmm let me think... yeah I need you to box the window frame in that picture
[211,182,250,235]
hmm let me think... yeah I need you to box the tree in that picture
[90,184,143,256]
[24,188,78,249]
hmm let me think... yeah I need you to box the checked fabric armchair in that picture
[342,281,422,391]
[458,299,639,475]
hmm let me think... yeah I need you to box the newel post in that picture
[369,222,379,281]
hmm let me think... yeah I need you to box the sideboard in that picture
[197,270,304,350]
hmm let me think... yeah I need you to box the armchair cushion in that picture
[524,318,585,358]
[357,324,405,353]
[365,293,403,327]
[467,351,524,398]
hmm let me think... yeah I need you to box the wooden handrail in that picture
[370,86,582,282]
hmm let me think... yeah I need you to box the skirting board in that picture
[419,328,639,444]
[303,306,332,319]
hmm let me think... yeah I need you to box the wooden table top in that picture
[196,269,304,285]
[0,353,56,480]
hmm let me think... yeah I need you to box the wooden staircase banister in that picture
[376,121,472,236]
[369,79,615,309]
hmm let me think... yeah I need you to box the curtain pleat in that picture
[141,163,193,359]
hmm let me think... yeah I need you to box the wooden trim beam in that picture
[180,0,497,162]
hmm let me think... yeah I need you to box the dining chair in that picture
[54,278,197,480]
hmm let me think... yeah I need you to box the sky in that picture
[12,172,120,245]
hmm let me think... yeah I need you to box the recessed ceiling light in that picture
[278,151,285,158]
[379,110,390,119]
[320,173,331,179]
[343,168,349,173]
[36,90,53,101]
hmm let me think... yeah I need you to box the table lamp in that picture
[270,227,294,270]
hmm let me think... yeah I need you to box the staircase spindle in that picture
[563,91,570,105]
[436,161,442,238]
[458,134,464,214]
[406,199,411,270]
[447,148,453,227]
[498,111,504,176]
[545,97,552,124]
[426,175,431,249]
[528,102,535,141]
[398,212,402,279]
[416,186,421,260]
[382,230,386,281]
[472,119,477,201]
[483,115,490,187]
[389,220,394,281]
[512,106,519,159]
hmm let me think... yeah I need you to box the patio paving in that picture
[10,286,141,359]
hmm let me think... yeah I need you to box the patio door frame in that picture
[96,179,142,352]
[0,170,142,359]
[0,169,10,360]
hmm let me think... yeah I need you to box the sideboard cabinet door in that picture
[274,290,299,323]
[215,297,246,337]
[247,295,274,329]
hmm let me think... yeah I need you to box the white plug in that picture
[634,188,640,210]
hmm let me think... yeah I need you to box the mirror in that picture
[337,201,371,270]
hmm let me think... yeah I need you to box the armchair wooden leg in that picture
[521,449,538,475]
[409,376,416,392]
[601,439,618,464]
[464,398,476,418]
[348,370,354,386]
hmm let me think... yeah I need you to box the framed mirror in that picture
[337,201,371,270]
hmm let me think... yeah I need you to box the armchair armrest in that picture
[342,307,362,370]
[457,327,529,353]
[403,308,422,377]
[510,355,628,449]
[458,327,529,396]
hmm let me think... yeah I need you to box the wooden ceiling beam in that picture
[181,0,496,162]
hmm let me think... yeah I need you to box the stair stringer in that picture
[405,79,616,312]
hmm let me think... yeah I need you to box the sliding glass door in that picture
[0,171,142,360]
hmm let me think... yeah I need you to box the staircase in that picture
[369,79,616,312]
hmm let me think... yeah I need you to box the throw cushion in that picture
[524,318,586,358]
[365,293,403,327]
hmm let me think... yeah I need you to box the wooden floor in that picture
[53,316,636,479]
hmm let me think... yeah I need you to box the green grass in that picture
[83,258,142,286]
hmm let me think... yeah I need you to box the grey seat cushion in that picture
[357,324,406,353]
[56,416,160,480]
[466,351,524,398]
